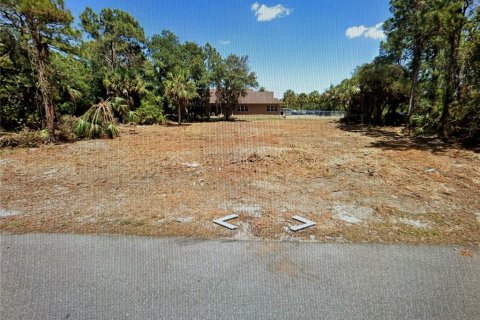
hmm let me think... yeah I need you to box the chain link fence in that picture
[283,109,345,117]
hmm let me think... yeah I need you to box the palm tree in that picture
[74,97,125,138]
[283,89,296,109]
[164,72,198,125]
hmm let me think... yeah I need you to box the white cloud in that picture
[219,40,231,45]
[345,25,368,38]
[345,22,385,40]
[251,2,292,22]
[364,23,385,40]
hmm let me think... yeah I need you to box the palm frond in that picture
[72,99,120,139]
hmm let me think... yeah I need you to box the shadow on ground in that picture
[336,122,479,153]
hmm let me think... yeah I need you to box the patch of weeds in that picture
[397,226,440,238]
[420,212,450,224]
[119,218,146,227]
[6,220,25,228]
[132,220,146,227]
[119,219,133,226]
[0,130,43,148]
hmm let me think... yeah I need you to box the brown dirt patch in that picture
[1,118,479,244]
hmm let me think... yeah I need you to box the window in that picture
[267,105,278,112]
[237,105,248,112]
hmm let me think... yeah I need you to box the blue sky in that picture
[66,0,391,98]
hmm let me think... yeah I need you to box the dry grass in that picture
[1,118,479,244]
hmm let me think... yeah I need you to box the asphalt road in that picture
[1,233,479,320]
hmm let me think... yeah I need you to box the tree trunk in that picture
[177,102,182,125]
[406,40,422,133]
[110,41,116,71]
[440,36,456,139]
[428,46,439,109]
[440,32,462,138]
[440,1,469,139]
[224,105,232,121]
[37,58,55,133]
[31,29,55,133]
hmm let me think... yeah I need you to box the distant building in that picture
[209,89,282,116]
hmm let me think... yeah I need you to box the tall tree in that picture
[309,90,321,109]
[148,30,182,96]
[383,0,437,132]
[80,7,145,71]
[164,71,198,125]
[205,43,225,115]
[181,41,209,110]
[438,0,473,138]
[355,58,408,124]
[0,0,77,133]
[0,26,37,130]
[283,89,296,109]
[297,93,308,110]
[80,7,146,112]
[216,54,257,121]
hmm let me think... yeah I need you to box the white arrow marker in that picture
[213,214,239,230]
[289,215,316,232]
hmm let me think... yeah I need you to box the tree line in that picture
[282,90,325,110]
[284,0,479,141]
[1,0,478,142]
[0,0,258,139]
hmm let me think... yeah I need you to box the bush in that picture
[133,103,165,125]
[411,109,441,137]
[73,99,120,139]
[0,129,44,148]
[56,115,77,142]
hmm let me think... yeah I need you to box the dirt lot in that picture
[1,118,479,244]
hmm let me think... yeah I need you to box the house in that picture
[209,89,282,115]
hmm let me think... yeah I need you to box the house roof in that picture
[209,89,280,105]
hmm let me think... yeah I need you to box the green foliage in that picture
[282,90,296,109]
[148,32,210,117]
[0,0,79,132]
[80,7,146,70]
[214,54,258,120]
[134,103,165,125]
[74,99,119,138]
[107,97,130,122]
[50,52,94,115]
[2,0,476,144]
[1,2,261,133]
[164,71,199,124]
[0,27,39,130]
[131,91,165,124]
[39,129,50,140]
[103,69,146,110]
[297,93,309,110]
[78,7,149,124]
[0,129,44,148]
[411,112,440,136]
[380,0,478,138]
[282,88,353,111]
[329,0,479,140]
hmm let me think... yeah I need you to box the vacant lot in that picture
[1,118,479,244]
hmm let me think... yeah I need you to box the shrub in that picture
[133,103,165,125]
[0,129,43,148]
[56,115,77,142]
[73,99,120,139]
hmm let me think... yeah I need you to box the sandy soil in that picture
[1,118,479,244]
